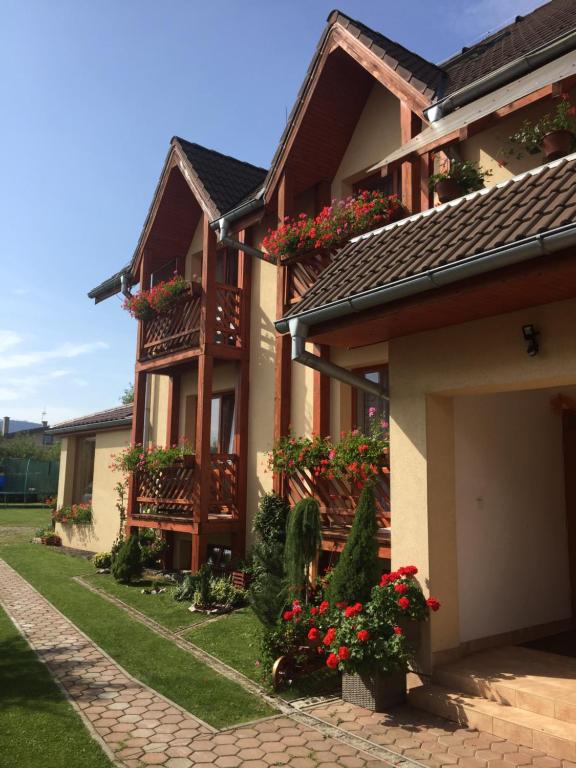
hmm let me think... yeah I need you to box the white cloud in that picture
[11,288,30,296]
[0,370,72,403]
[0,339,108,371]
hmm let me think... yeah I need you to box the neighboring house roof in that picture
[174,138,267,219]
[281,153,576,323]
[441,0,576,97]
[49,405,133,436]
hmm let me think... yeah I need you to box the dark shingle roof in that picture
[442,0,576,96]
[49,405,133,436]
[329,11,445,100]
[284,154,576,321]
[174,138,267,217]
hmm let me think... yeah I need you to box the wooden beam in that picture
[313,181,332,437]
[195,354,213,525]
[420,152,433,212]
[401,104,422,214]
[127,370,147,527]
[200,214,217,350]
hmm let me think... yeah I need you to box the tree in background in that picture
[120,383,134,405]
[0,435,60,462]
[249,492,290,628]
[327,484,380,605]
[284,497,321,603]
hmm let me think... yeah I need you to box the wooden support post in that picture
[127,369,147,527]
[166,373,181,446]
[192,214,218,571]
[233,230,252,563]
[400,103,422,213]
[273,173,293,494]
[420,152,433,212]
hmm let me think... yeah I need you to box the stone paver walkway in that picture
[307,700,575,768]
[0,559,395,768]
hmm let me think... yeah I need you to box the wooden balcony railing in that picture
[286,468,391,542]
[139,283,245,362]
[140,287,201,361]
[286,250,334,304]
[214,284,243,347]
[133,454,239,521]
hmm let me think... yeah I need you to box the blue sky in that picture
[0,0,542,425]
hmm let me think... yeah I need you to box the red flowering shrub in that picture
[262,191,406,261]
[268,412,389,487]
[52,503,92,524]
[123,275,189,319]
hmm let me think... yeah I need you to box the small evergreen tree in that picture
[249,493,290,628]
[284,498,321,602]
[111,535,143,583]
[327,484,380,605]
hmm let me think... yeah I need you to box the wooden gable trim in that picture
[131,144,219,278]
[265,21,431,204]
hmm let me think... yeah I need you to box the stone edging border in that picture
[75,575,428,768]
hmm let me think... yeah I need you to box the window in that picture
[353,172,396,197]
[151,258,181,287]
[73,436,96,503]
[216,248,238,286]
[352,367,389,434]
[210,392,235,454]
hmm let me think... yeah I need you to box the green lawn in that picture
[84,573,206,631]
[187,607,340,701]
[0,606,113,768]
[0,505,51,528]
[0,541,275,728]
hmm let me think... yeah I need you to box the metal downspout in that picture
[288,319,388,400]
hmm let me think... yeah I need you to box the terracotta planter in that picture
[342,669,406,711]
[435,179,463,204]
[542,130,574,161]
[41,535,61,547]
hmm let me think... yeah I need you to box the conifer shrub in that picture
[284,497,321,601]
[111,535,143,583]
[327,483,380,605]
[248,493,290,628]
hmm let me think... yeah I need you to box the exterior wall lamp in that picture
[522,324,540,356]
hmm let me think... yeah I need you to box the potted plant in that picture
[505,96,576,162]
[52,503,92,524]
[429,159,492,203]
[122,274,190,320]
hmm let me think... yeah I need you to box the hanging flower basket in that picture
[434,178,463,204]
[123,275,190,320]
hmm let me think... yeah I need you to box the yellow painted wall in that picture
[389,296,576,658]
[177,361,238,442]
[55,428,131,553]
[332,83,401,199]
[184,219,203,283]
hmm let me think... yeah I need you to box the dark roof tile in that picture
[50,405,133,435]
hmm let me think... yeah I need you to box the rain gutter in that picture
[276,222,576,395]
[426,29,576,122]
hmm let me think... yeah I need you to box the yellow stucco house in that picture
[52,1,576,754]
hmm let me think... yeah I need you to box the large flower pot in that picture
[342,670,406,712]
[542,130,574,161]
[435,179,463,204]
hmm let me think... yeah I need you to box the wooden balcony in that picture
[138,283,245,364]
[140,288,201,362]
[286,468,391,558]
[285,249,334,305]
[132,454,239,524]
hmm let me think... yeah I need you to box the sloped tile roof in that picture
[174,138,267,217]
[49,405,133,435]
[283,154,576,321]
[330,11,445,100]
[442,0,576,96]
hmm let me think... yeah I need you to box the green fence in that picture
[0,458,60,502]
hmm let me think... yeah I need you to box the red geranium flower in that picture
[357,629,370,641]
[323,627,336,645]
[283,610,294,621]
[426,597,441,612]
[394,583,408,594]
[393,625,403,635]
[326,653,339,669]
[308,628,320,641]
[397,597,410,610]
[319,600,330,615]
[338,645,350,661]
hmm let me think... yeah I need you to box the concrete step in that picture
[409,683,576,762]
[433,646,576,725]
